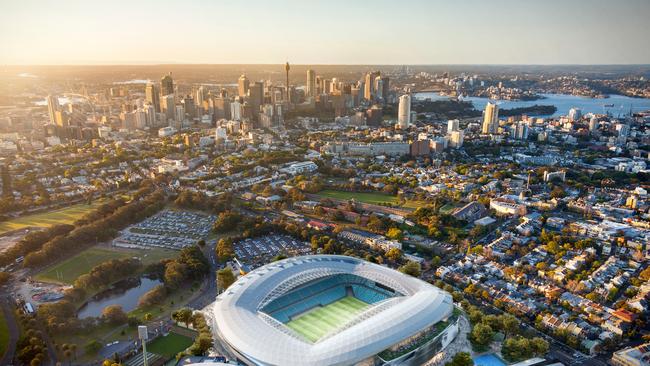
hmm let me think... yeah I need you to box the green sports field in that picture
[35,246,178,284]
[286,296,368,342]
[316,190,400,206]
[0,201,106,235]
[146,332,193,358]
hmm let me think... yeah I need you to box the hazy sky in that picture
[1,0,649,65]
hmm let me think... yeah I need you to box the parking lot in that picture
[113,210,216,250]
[234,234,311,267]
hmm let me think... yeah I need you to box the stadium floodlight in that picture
[138,325,148,366]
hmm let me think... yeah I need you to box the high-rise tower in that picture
[238,74,250,97]
[482,102,499,134]
[306,69,316,97]
[397,94,411,129]
[161,73,174,96]
[47,95,59,124]
[145,83,160,112]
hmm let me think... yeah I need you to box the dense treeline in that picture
[138,245,209,308]
[0,224,74,267]
[173,190,233,213]
[74,258,142,291]
[23,189,166,268]
[15,311,49,366]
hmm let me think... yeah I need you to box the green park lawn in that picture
[316,190,400,206]
[0,201,106,235]
[0,311,9,359]
[316,189,425,210]
[35,246,178,285]
[146,332,194,358]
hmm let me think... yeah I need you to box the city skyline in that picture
[1,0,650,65]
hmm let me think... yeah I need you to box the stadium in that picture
[212,255,459,366]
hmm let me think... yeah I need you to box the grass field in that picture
[286,296,368,342]
[0,201,106,235]
[0,311,8,359]
[316,190,400,206]
[147,332,194,358]
[35,246,178,284]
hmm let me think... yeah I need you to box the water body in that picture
[113,79,153,84]
[414,92,650,118]
[77,277,162,319]
[34,96,86,106]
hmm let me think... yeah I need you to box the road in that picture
[0,298,19,366]
[187,240,218,310]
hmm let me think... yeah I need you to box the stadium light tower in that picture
[138,325,149,366]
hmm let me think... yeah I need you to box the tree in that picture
[164,261,187,288]
[143,313,153,321]
[385,247,402,262]
[471,323,494,350]
[446,352,474,366]
[217,267,236,292]
[399,261,422,277]
[213,211,242,233]
[216,238,235,262]
[102,305,127,325]
[501,314,520,338]
[172,308,194,328]
[84,340,102,355]
[386,227,403,240]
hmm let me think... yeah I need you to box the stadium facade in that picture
[212,255,458,366]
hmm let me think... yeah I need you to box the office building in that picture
[238,74,250,97]
[306,69,316,97]
[145,83,160,112]
[47,95,59,125]
[161,73,174,96]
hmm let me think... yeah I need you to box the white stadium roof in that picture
[212,255,453,366]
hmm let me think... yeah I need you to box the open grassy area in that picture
[286,296,368,342]
[0,311,8,359]
[147,332,194,358]
[316,190,400,206]
[315,189,426,210]
[35,246,178,285]
[0,201,107,235]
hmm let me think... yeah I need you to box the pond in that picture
[77,277,162,319]
[473,353,508,366]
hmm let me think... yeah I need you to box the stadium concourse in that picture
[211,255,459,366]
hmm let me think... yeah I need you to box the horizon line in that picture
[3,63,650,67]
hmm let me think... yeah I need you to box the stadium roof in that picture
[212,255,453,366]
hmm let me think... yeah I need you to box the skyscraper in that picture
[568,108,582,122]
[161,73,174,96]
[238,74,250,97]
[482,102,499,134]
[374,76,383,100]
[364,71,380,100]
[447,119,459,133]
[145,83,160,112]
[249,82,264,120]
[382,77,390,102]
[589,116,599,134]
[47,95,59,124]
[397,94,411,129]
[161,94,175,122]
[306,69,316,97]
[285,62,291,103]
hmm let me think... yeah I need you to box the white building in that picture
[397,94,411,129]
